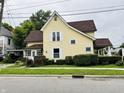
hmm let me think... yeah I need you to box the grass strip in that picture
[0,68,124,75]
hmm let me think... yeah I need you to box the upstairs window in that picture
[71,40,76,44]
[52,32,60,41]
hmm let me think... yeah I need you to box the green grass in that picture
[0,68,124,75]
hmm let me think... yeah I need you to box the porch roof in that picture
[26,44,43,49]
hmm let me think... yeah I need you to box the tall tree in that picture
[2,22,14,32]
[20,20,35,36]
[13,26,26,49]
[30,10,51,30]
[120,43,124,48]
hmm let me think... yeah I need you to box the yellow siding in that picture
[86,32,95,37]
[27,42,43,47]
[43,16,94,60]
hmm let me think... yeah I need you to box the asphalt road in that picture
[0,77,124,93]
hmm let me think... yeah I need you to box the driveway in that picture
[0,77,123,93]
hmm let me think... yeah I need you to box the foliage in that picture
[73,54,98,66]
[116,60,124,66]
[3,54,15,63]
[20,20,35,36]
[2,22,14,32]
[65,56,74,65]
[12,9,51,49]
[98,56,121,65]
[120,43,124,48]
[13,26,26,49]
[30,10,51,30]
[56,59,65,65]
[45,59,54,65]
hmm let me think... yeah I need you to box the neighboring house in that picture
[24,11,112,60]
[24,31,43,60]
[0,27,14,56]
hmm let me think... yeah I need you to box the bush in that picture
[56,59,65,65]
[3,54,15,63]
[98,56,121,65]
[45,59,54,65]
[33,56,47,67]
[73,54,98,66]
[26,59,33,67]
[65,56,73,65]
[116,60,124,66]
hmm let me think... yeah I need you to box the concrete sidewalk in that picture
[28,67,124,70]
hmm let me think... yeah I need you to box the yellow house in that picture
[41,11,96,60]
[24,11,112,60]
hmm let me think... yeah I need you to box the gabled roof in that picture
[94,38,112,48]
[25,31,43,42]
[0,27,12,37]
[41,11,95,40]
[68,20,97,33]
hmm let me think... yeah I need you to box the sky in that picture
[2,0,124,47]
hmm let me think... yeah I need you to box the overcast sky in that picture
[3,0,124,47]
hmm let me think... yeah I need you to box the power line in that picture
[3,4,124,15]
[5,1,16,27]
[5,0,69,12]
[3,7,124,19]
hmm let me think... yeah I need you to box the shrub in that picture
[73,54,98,66]
[56,59,65,65]
[116,60,124,66]
[98,56,121,65]
[3,54,15,63]
[45,59,54,65]
[26,59,33,67]
[65,56,74,65]
[33,55,47,66]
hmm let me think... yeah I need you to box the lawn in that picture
[0,68,124,75]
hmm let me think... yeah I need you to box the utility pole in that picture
[0,0,5,31]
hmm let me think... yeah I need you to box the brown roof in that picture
[26,44,43,49]
[25,31,43,42]
[68,20,97,33]
[94,38,112,48]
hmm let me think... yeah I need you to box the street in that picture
[0,76,123,93]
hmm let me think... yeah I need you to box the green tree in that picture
[13,26,26,49]
[20,20,35,36]
[120,43,124,48]
[2,22,14,32]
[30,10,51,30]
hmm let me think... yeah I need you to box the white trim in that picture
[41,11,95,40]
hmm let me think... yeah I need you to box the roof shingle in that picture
[94,38,112,48]
[25,31,43,42]
[68,20,97,33]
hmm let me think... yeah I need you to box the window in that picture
[54,15,57,21]
[52,32,60,41]
[26,50,31,56]
[8,38,11,45]
[53,48,60,58]
[86,47,91,52]
[71,40,75,44]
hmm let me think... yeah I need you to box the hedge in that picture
[73,54,98,66]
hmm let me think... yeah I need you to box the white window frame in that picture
[51,32,61,41]
[52,48,61,59]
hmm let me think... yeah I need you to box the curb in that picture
[0,75,124,79]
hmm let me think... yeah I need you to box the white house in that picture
[0,27,15,56]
